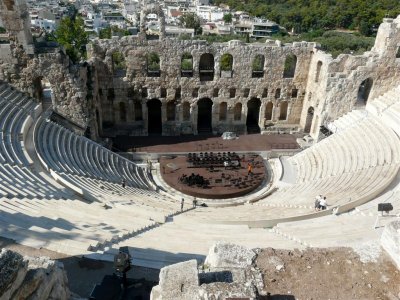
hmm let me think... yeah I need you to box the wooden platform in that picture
[160,153,267,199]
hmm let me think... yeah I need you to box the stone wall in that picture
[3,0,400,139]
[88,37,314,136]
[0,248,71,300]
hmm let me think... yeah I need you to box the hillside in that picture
[212,0,400,35]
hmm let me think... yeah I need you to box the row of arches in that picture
[119,98,290,135]
[111,51,298,80]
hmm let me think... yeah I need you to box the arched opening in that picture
[219,102,227,121]
[147,99,162,134]
[234,103,242,121]
[134,101,143,121]
[112,52,126,76]
[265,102,273,120]
[199,53,214,81]
[144,12,161,40]
[182,102,191,121]
[279,101,288,120]
[147,52,160,77]
[119,102,127,122]
[357,78,373,105]
[197,98,213,133]
[220,53,233,77]
[304,106,314,133]
[32,77,53,110]
[283,54,297,78]
[315,61,322,82]
[246,98,261,133]
[252,54,264,78]
[167,101,176,121]
[181,52,193,77]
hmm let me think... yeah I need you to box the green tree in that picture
[53,16,88,63]
[220,53,233,71]
[99,27,111,39]
[223,13,233,24]
[179,13,202,35]
[147,52,160,71]
[181,52,193,70]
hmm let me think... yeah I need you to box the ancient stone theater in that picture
[0,1,400,298]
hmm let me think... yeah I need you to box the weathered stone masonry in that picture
[3,0,400,140]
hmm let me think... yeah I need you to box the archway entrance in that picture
[246,98,261,133]
[147,99,162,135]
[32,77,53,110]
[304,106,314,133]
[197,98,213,134]
[357,78,373,105]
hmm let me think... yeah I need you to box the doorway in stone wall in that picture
[304,106,314,133]
[147,99,162,135]
[32,77,53,110]
[246,98,261,133]
[357,78,373,105]
[197,98,213,134]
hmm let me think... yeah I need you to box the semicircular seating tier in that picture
[191,111,400,227]
[33,117,170,203]
[0,82,69,200]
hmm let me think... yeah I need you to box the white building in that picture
[196,5,227,22]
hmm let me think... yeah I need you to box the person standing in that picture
[192,197,197,208]
[181,198,184,212]
[314,195,321,211]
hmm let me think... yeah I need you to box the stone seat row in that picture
[327,109,367,132]
[290,114,400,184]
[34,118,155,191]
[0,83,69,200]
[0,197,160,255]
[263,164,398,208]
[60,172,180,211]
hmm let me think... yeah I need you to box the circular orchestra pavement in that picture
[160,152,267,199]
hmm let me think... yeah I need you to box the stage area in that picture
[114,133,299,153]
[160,152,267,199]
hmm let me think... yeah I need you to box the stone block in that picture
[205,242,256,269]
[157,259,199,299]
[381,220,400,270]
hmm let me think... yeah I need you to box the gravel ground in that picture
[257,247,400,300]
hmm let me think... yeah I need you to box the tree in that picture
[179,13,202,35]
[223,13,233,24]
[220,54,233,71]
[53,16,88,63]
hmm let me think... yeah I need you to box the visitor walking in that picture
[192,197,197,208]
[181,198,184,212]
[247,163,253,175]
[122,179,126,188]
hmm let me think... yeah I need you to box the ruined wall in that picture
[2,0,400,138]
[0,248,71,300]
[88,36,315,136]
[0,48,89,127]
[302,16,400,140]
